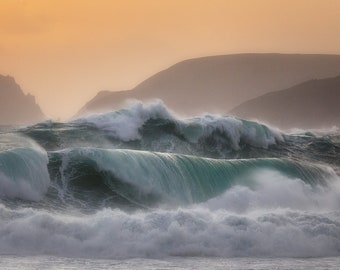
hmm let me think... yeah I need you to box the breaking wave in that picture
[22,101,283,157]
[47,148,336,208]
[0,101,339,259]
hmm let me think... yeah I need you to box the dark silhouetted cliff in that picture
[0,75,45,125]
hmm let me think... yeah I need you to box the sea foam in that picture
[0,200,339,259]
[72,101,283,150]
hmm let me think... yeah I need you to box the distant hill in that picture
[79,54,340,116]
[0,75,45,125]
[230,76,340,130]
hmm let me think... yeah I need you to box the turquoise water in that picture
[0,102,339,262]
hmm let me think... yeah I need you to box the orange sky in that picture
[1,0,340,119]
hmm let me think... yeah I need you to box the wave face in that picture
[1,101,340,259]
[46,148,335,209]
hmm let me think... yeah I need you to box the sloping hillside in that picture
[80,54,340,116]
[230,76,340,130]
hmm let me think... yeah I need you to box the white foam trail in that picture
[203,170,340,213]
[288,126,340,135]
[0,204,339,259]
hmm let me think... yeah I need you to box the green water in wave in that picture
[48,149,335,207]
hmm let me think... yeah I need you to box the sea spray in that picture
[0,101,339,261]
[23,101,283,156]
[0,204,339,258]
[0,134,50,201]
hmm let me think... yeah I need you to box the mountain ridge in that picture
[230,76,340,129]
[79,53,340,117]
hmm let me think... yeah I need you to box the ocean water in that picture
[1,256,340,270]
[0,101,339,269]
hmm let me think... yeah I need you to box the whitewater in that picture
[0,101,340,269]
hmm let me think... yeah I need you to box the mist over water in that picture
[0,101,340,262]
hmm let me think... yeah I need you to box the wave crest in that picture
[70,101,283,154]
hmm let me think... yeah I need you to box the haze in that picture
[1,0,340,119]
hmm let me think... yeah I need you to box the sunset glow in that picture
[1,0,340,119]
